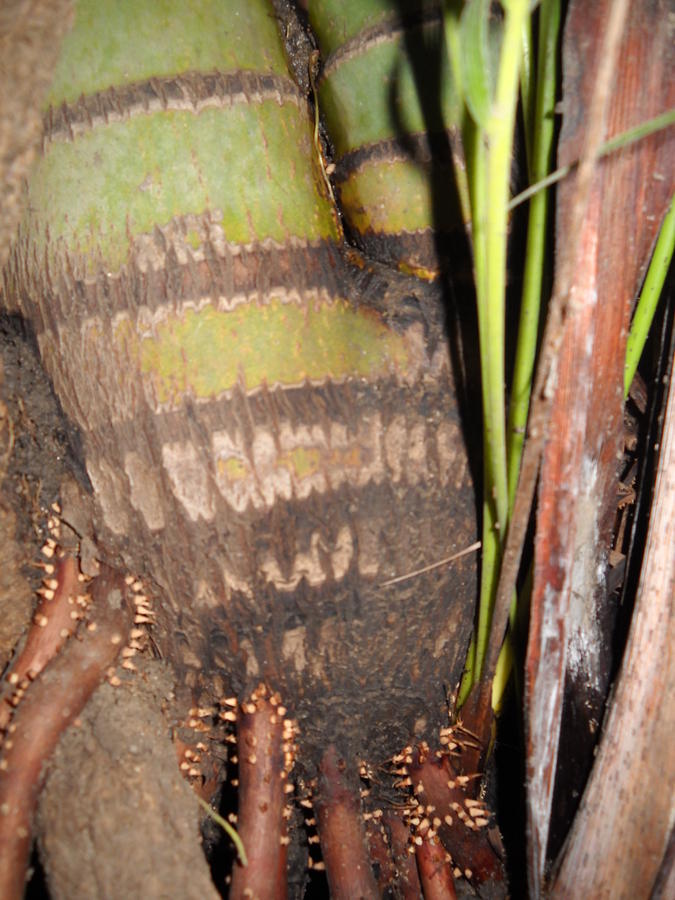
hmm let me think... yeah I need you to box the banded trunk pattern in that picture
[311,0,464,278]
[4,0,476,763]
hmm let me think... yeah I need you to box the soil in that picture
[0,315,77,670]
[37,660,219,900]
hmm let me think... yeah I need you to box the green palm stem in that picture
[507,0,561,505]
[470,0,530,686]
[519,13,534,175]
[488,0,561,714]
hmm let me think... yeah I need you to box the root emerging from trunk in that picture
[0,565,133,900]
[0,557,506,900]
[229,687,291,900]
[0,552,81,730]
[416,833,457,900]
[314,745,379,900]
[409,744,504,891]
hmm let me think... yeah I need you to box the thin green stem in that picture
[624,196,675,396]
[484,0,529,534]
[196,795,248,866]
[507,0,561,507]
[465,115,490,688]
[490,0,560,714]
[471,0,529,683]
[443,2,473,228]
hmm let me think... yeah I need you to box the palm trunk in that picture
[2,1,486,896]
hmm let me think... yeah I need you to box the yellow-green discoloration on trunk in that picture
[45,0,289,108]
[27,104,338,276]
[117,298,414,409]
[339,159,437,234]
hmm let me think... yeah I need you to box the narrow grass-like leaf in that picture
[519,15,535,174]
[509,108,675,212]
[624,196,675,396]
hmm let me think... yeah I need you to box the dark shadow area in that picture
[493,679,528,900]
[24,846,49,900]
[386,3,483,502]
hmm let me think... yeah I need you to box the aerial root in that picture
[0,565,133,900]
[229,686,290,900]
[415,832,458,900]
[364,813,396,892]
[408,747,504,891]
[385,810,423,898]
[0,552,82,729]
[314,745,380,900]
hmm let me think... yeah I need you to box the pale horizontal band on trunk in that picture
[5,232,345,332]
[43,70,305,145]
